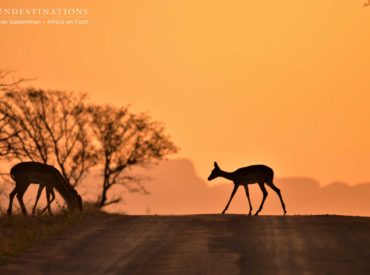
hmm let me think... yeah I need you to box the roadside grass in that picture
[0,202,107,264]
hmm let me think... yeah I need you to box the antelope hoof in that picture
[254,212,259,216]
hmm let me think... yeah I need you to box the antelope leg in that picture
[32,185,44,215]
[243,185,253,215]
[222,185,239,214]
[255,183,268,216]
[7,187,17,216]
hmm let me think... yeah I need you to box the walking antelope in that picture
[208,162,287,215]
[7,161,83,215]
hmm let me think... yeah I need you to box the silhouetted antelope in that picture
[7,162,83,215]
[208,162,287,215]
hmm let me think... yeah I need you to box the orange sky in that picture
[1,0,370,186]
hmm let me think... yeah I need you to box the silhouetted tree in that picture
[88,105,178,208]
[0,88,97,187]
[0,70,30,155]
[0,115,18,156]
[0,70,31,92]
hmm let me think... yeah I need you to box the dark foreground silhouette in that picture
[8,162,83,216]
[208,162,287,215]
[1,215,369,274]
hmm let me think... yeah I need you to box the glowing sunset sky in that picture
[1,0,370,186]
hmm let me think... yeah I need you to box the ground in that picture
[0,215,369,274]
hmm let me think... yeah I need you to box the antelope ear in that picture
[214,161,219,169]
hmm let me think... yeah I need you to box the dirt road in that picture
[1,215,370,274]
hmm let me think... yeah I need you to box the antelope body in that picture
[7,161,83,215]
[208,162,287,215]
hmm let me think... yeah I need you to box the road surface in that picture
[1,215,370,274]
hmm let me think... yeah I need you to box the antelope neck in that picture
[219,170,234,181]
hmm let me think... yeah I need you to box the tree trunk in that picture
[97,176,110,208]
[97,185,108,208]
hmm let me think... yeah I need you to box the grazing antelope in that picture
[208,162,287,215]
[7,161,83,216]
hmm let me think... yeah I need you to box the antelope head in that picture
[67,189,83,211]
[208,161,221,181]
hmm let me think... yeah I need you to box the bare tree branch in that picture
[101,198,122,207]
[88,104,177,207]
[0,69,35,91]
[0,70,34,153]
[0,88,97,188]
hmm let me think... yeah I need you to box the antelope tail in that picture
[9,168,16,181]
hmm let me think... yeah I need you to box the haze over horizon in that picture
[80,159,370,216]
[1,1,370,187]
